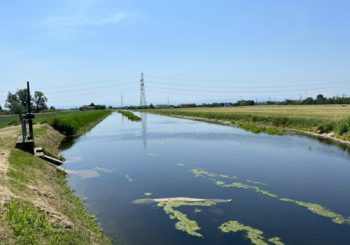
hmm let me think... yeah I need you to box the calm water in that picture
[62,112,350,245]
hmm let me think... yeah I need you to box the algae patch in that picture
[268,236,285,245]
[280,198,346,224]
[219,220,285,245]
[193,168,349,225]
[144,192,152,197]
[192,168,234,179]
[157,200,216,237]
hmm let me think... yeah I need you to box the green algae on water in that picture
[268,236,285,245]
[177,163,185,167]
[157,201,216,237]
[219,220,285,245]
[194,208,202,213]
[194,168,349,225]
[246,180,267,186]
[144,192,152,197]
[192,168,235,179]
[280,198,346,224]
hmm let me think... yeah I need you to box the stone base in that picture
[15,138,35,155]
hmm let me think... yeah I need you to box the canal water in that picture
[61,112,350,245]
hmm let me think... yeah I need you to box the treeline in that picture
[79,103,107,111]
[124,94,350,109]
[278,94,350,105]
[3,88,50,114]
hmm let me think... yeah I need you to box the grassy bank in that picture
[0,115,19,129]
[0,110,112,135]
[118,110,141,121]
[37,110,112,136]
[0,115,112,243]
[141,105,350,142]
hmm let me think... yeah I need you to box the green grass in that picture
[141,105,350,140]
[0,121,112,244]
[37,110,112,136]
[118,110,141,121]
[5,199,109,245]
[4,145,111,244]
[0,110,112,136]
[0,115,19,128]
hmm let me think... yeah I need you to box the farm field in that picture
[143,105,350,141]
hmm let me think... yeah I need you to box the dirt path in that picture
[0,126,19,209]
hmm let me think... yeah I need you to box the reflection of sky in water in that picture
[67,169,100,179]
[64,156,84,164]
[61,112,350,245]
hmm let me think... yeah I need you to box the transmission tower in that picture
[121,94,124,108]
[140,73,147,107]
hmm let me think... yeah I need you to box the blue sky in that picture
[0,0,349,107]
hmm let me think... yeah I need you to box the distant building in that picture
[155,104,172,108]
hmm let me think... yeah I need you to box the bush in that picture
[317,123,334,134]
[42,110,111,136]
[337,120,350,135]
[272,117,288,127]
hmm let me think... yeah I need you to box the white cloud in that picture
[40,0,130,41]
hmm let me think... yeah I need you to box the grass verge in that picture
[118,110,141,121]
[140,106,350,141]
[0,117,111,244]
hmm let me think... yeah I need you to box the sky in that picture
[0,0,350,108]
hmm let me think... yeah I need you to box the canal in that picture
[61,112,350,244]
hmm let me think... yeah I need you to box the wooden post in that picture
[26,81,34,140]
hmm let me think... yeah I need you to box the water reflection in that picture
[61,113,350,245]
[141,112,148,151]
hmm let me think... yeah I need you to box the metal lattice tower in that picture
[140,73,147,107]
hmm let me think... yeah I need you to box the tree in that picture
[5,88,48,114]
[316,94,324,99]
[33,91,48,112]
[17,89,31,109]
[302,97,314,105]
[5,91,23,114]
[315,94,326,104]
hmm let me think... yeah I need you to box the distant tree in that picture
[235,100,255,106]
[149,103,155,109]
[5,91,24,114]
[94,105,106,110]
[49,106,56,111]
[33,91,48,112]
[0,105,2,111]
[90,102,95,107]
[302,97,314,105]
[315,94,326,104]
[316,94,324,99]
